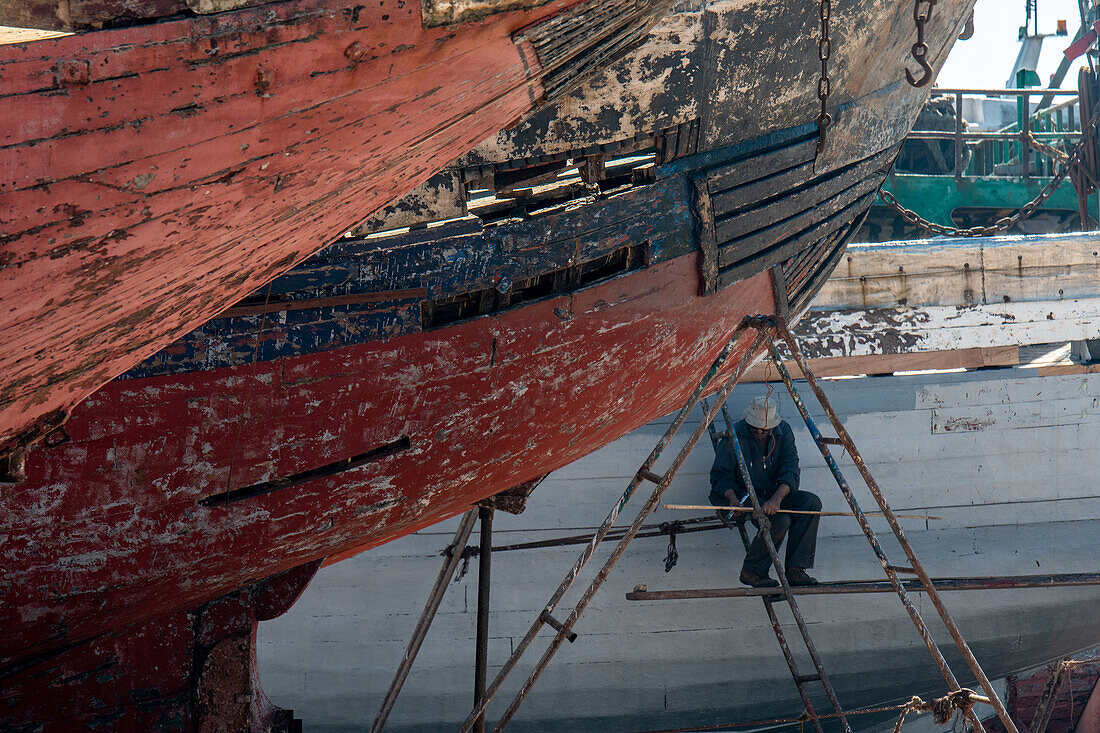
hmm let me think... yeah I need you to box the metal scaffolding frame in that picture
[448,314,1023,733]
[458,320,775,732]
[764,316,1017,733]
[372,314,1031,732]
[699,393,850,733]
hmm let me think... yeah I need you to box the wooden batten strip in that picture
[716,175,880,269]
[218,288,428,318]
[1035,363,1100,377]
[690,175,719,295]
[705,138,818,192]
[709,159,815,218]
[742,346,1020,382]
[713,144,896,244]
[716,190,877,289]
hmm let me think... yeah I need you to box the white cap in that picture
[743,396,780,430]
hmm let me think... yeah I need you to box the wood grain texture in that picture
[0,253,773,674]
[741,345,1019,382]
[0,0,581,453]
[0,0,688,454]
[815,232,1100,310]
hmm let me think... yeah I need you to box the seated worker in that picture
[709,395,821,588]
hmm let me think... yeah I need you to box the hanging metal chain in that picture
[880,99,1100,237]
[815,0,833,154]
[905,0,938,87]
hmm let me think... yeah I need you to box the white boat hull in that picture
[257,364,1100,731]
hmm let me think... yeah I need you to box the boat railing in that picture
[904,87,1082,180]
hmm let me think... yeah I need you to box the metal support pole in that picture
[768,318,1019,733]
[626,572,1100,599]
[701,396,751,550]
[729,420,850,733]
[370,509,479,733]
[955,91,965,182]
[459,321,773,733]
[1023,92,1032,180]
[474,507,494,733]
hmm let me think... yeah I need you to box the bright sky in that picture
[938,0,1086,88]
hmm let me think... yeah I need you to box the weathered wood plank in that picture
[708,159,815,218]
[814,233,1100,310]
[1036,363,1100,377]
[741,346,1019,382]
[713,144,896,244]
[690,174,719,295]
[716,177,880,269]
[791,299,1100,359]
[705,138,818,195]
[716,190,876,287]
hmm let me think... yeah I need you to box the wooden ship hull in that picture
[257,232,1100,731]
[0,0,978,728]
[0,0,674,463]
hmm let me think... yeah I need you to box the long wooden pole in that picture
[663,504,940,520]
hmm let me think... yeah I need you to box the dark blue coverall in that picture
[709,419,821,575]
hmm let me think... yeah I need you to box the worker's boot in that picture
[786,568,820,586]
[739,566,779,588]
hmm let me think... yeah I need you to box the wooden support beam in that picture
[813,233,1100,310]
[740,345,1018,382]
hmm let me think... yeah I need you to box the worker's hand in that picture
[762,496,782,515]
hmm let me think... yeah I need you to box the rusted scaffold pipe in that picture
[626,572,1100,599]
[371,509,479,733]
[728,412,851,733]
[474,507,494,733]
[767,317,1019,733]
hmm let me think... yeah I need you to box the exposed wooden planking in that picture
[713,145,897,244]
[740,346,1019,383]
[716,181,877,270]
[1037,363,1100,377]
[351,172,468,236]
[705,138,818,193]
[0,0,685,456]
[708,159,815,217]
[0,0,570,452]
[791,299,1100,359]
[814,232,1100,310]
[423,0,557,27]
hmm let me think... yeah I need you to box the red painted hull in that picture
[1,252,770,668]
[0,0,587,452]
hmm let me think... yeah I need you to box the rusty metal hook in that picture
[905,0,936,87]
[905,44,934,87]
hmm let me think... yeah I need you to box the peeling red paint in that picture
[0,254,771,676]
[0,0,603,454]
[0,561,319,731]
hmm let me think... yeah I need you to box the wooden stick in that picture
[663,504,941,520]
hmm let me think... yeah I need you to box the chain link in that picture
[815,0,832,153]
[880,101,1100,237]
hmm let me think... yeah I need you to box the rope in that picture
[880,94,1100,238]
[892,688,984,732]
